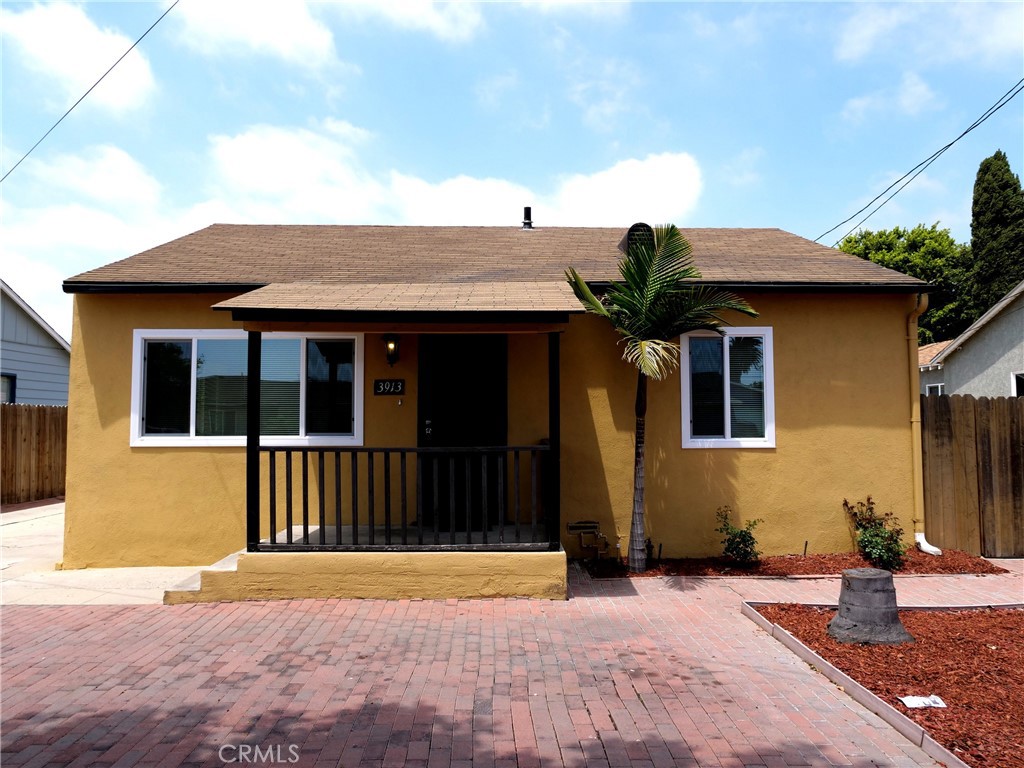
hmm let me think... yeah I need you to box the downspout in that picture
[907,293,942,555]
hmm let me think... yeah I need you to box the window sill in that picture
[130,435,362,448]
[683,437,775,449]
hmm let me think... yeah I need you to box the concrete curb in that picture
[741,601,1022,768]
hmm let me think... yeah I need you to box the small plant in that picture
[715,506,763,566]
[843,497,906,571]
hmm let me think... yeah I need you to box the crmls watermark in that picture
[218,743,301,764]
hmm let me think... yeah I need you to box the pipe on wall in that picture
[907,292,942,556]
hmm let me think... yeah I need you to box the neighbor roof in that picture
[1,279,71,352]
[64,224,927,296]
[931,279,1024,366]
[918,340,952,367]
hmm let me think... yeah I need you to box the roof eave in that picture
[215,306,579,325]
[588,280,930,293]
[62,281,265,295]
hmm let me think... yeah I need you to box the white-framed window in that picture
[130,330,364,447]
[681,327,775,449]
[1013,372,1024,398]
[925,383,945,396]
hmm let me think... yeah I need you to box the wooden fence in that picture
[1,404,68,505]
[921,394,1024,557]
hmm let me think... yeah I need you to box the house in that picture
[61,217,929,601]
[1,279,71,405]
[921,280,1024,398]
[918,340,951,395]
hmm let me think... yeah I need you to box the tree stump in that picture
[827,568,914,645]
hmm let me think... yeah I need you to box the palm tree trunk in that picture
[629,371,648,572]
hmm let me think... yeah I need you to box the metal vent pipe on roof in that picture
[522,206,533,229]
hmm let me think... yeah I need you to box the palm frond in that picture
[565,224,759,378]
[621,338,681,380]
[565,267,611,319]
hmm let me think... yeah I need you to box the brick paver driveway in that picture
[4,565,1021,768]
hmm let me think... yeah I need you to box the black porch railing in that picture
[251,445,555,552]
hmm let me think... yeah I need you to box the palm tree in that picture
[566,224,758,572]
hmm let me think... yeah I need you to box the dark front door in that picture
[418,334,508,533]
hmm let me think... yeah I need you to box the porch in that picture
[199,282,576,599]
[253,444,555,552]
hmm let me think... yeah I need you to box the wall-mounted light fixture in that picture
[383,335,400,367]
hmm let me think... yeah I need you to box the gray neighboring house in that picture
[1,280,71,405]
[920,279,1024,398]
[918,340,952,395]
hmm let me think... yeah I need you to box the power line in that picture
[816,77,1024,246]
[0,0,180,185]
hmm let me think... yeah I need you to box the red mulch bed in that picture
[582,548,1008,578]
[757,604,1024,768]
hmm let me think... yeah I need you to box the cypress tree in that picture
[970,150,1024,313]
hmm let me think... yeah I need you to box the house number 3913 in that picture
[373,379,405,395]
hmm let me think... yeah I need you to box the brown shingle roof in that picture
[214,281,582,313]
[64,224,926,294]
[918,340,952,366]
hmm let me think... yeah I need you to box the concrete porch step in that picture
[164,537,566,604]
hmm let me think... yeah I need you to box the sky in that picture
[1,1,1022,342]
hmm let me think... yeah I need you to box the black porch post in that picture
[547,332,561,549]
[246,330,262,552]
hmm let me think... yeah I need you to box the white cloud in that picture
[1,198,179,341]
[896,72,936,116]
[943,4,1024,65]
[840,72,939,124]
[519,1,629,19]
[835,5,913,63]
[544,153,702,226]
[684,11,719,39]
[175,0,337,69]
[567,58,643,130]
[26,146,162,211]
[723,148,764,188]
[390,173,534,225]
[840,95,875,125]
[1,119,704,339]
[0,2,155,113]
[476,71,520,110]
[206,122,386,221]
[333,1,485,43]
[205,123,701,227]
[836,3,1023,66]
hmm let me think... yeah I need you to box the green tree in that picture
[566,224,757,572]
[839,224,973,342]
[971,149,1024,313]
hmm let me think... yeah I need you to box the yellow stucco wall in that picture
[63,295,550,567]
[561,292,919,559]
[64,290,918,569]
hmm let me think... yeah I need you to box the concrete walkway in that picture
[2,503,1022,767]
[1,501,203,605]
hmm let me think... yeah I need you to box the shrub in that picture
[843,497,907,571]
[714,507,763,566]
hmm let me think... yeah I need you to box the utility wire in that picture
[816,77,1024,246]
[0,0,180,185]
